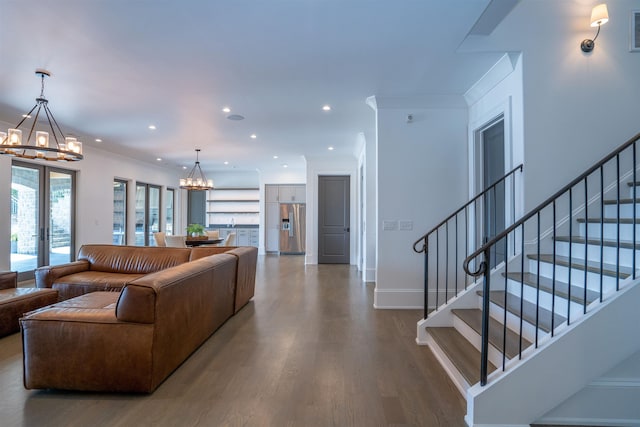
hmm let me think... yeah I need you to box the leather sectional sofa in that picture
[35,244,257,312]
[22,244,258,392]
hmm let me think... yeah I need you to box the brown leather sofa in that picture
[190,246,257,313]
[35,245,258,309]
[21,254,238,393]
[35,245,193,301]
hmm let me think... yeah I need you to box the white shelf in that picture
[206,188,260,228]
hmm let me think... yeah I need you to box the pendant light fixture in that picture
[0,69,83,161]
[179,149,214,190]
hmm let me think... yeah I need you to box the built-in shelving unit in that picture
[206,187,259,227]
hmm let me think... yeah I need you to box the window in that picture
[113,179,127,245]
[166,188,175,235]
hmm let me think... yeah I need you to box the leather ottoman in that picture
[0,271,58,337]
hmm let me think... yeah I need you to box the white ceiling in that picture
[0,0,515,175]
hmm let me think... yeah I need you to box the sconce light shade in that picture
[581,3,609,52]
[590,4,609,27]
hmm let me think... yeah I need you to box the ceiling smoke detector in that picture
[227,114,245,121]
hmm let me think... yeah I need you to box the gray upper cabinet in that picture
[265,185,279,203]
[278,185,305,203]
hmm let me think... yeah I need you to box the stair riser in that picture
[528,259,618,294]
[555,241,640,266]
[505,279,587,322]
[579,222,640,240]
[604,203,640,218]
[486,300,542,343]
[452,316,505,368]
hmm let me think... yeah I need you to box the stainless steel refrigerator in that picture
[279,203,306,254]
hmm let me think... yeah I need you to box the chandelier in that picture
[179,149,214,190]
[0,69,83,161]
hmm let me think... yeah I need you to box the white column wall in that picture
[373,101,468,308]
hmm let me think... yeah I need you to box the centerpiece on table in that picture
[186,224,207,240]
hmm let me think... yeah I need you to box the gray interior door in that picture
[318,175,350,264]
[482,118,506,267]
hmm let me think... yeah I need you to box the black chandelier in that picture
[179,149,213,190]
[0,69,83,161]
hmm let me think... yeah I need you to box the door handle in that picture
[344,227,350,232]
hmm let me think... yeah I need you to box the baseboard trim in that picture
[373,288,422,309]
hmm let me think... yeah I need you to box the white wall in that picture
[0,143,183,270]
[371,97,468,308]
[462,0,640,213]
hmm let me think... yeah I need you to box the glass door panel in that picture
[165,188,174,236]
[10,164,41,277]
[113,180,127,245]
[48,170,74,266]
[135,184,146,246]
[148,185,160,245]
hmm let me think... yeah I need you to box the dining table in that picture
[184,238,223,247]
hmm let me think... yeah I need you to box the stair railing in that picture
[413,164,523,319]
[464,132,640,386]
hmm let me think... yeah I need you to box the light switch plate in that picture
[382,220,398,231]
[399,220,413,231]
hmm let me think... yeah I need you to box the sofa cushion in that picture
[51,271,144,301]
[78,245,192,274]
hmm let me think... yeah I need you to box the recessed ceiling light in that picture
[227,114,244,121]
[148,125,156,130]
[322,105,331,111]
[273,155,278,159]
[224,161,229,165]
[156,157,162,161]
[222,107,231,113]
[250,134,257,139]
[182,166,187,170]
[95,138,102,143]
[282,164,288,168]
[328,146,334,151]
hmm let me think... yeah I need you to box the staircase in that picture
[414,133,640,426]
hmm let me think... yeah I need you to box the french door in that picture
[10,161,76,281]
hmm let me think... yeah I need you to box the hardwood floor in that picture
[0,255,466,427]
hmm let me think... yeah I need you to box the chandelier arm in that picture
[42,104,62,148]
[26,104,43,146]
[44,103,67,147]
[12,104,39,130]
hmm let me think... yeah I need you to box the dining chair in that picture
[152,231,166,247]
[206,230,220,239]
[220,232,236,246]
[164,235,187,248]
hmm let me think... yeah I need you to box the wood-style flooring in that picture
[0,255,465,427]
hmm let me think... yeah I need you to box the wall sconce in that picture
[581,4,609,52]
